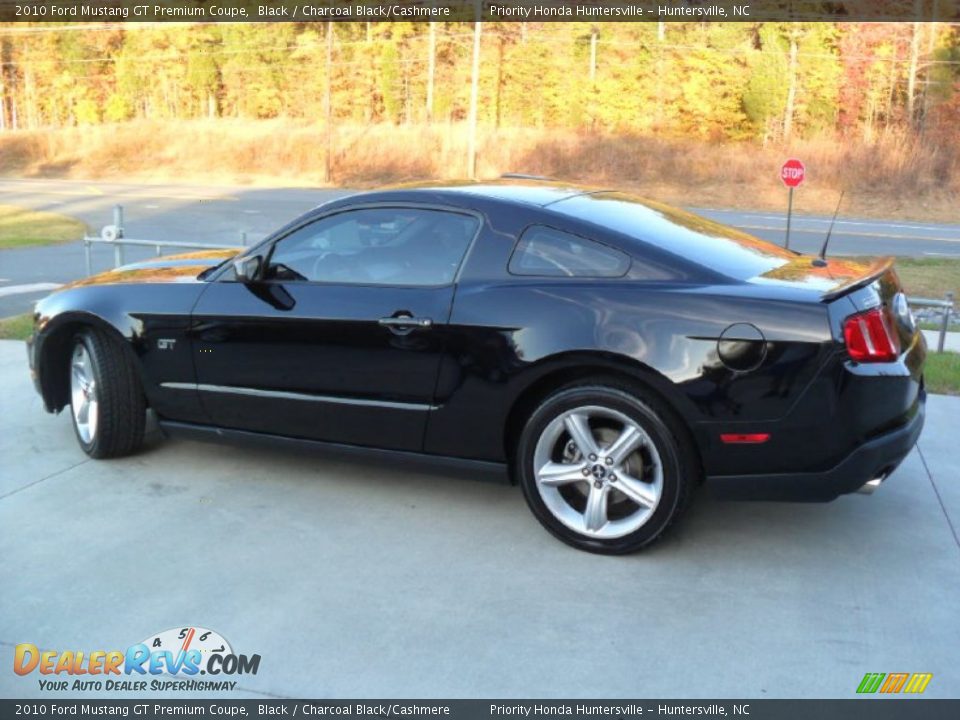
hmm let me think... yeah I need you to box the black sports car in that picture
[26,179,926,553]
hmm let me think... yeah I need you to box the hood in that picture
[61,248,242,290]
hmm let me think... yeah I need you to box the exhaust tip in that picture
[857,478,883,495]
[857,468,893,495]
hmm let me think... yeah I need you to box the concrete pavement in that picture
[1,178,958,316]
[0,339,958,699]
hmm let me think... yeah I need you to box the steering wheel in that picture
[311,252,365,282]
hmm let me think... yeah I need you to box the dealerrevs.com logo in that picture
[13,627,261,692]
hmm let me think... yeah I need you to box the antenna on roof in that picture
[812,191,845,268]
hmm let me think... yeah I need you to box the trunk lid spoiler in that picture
[819,257,894,302]
[751,255,896,301]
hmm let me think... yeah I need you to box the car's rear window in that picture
[509,225,631,278]
[550,192,794,281]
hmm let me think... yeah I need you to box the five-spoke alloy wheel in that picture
[68,329,146,459]
[517,381,694,554]
[70,342,99,446]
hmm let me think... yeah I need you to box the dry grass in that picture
[0,204,88,249]
[0,313,33,341]
[925,352,960,396]
[889,258,960,300]
[836,257,959,300]
[0,120,957,221]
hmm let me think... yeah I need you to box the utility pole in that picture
[922,0,941,127]
[0,38,7,132]
[783,30,799,141]
[467,20,481,179]
[907,27,921,126]
[589,27,598,84]
[906,0,924,128]
[655,22,665,128]
[927,0,940,56]
[324,21,334,183]
[426,22,436,122]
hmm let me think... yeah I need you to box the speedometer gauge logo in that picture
[141,626,233,674]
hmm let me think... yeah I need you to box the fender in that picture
[31,282,209,416]
[31,305,137,414]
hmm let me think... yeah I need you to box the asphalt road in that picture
[1,178,958,316]
[0,339,958,699]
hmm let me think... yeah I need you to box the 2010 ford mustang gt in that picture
[26,179,926,554]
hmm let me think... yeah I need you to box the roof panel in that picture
[365,178,598,207]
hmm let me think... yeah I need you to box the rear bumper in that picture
[706,389,925,502]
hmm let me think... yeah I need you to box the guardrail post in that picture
[113,205,125,267]
[241,232,247,246]
[84,237,92,277]
[939,291,955,353]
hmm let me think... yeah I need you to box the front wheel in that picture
[517,382,694,554]
[69,329,146,458]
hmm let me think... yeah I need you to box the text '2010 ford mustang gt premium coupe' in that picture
[26,179,926,554]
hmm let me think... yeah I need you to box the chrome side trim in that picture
[160,382,436,411]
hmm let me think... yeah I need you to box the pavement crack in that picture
[0,458,90,501]
[917,443,960,556]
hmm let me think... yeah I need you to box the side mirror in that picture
[232,255,262,283]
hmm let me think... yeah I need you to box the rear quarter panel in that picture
[425,277,835,464]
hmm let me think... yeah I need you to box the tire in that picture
[69,328,146,458]
[516,379,695,554]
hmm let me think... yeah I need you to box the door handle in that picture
[378,315,433,329]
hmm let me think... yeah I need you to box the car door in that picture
[189,205,481,451]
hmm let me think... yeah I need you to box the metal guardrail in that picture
[82,205,245,277]
[908,293,956,353]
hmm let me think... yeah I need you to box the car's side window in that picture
[264,208,479,286]
[508,225,630,278]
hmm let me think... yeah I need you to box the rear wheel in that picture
[517,381,694,554]
[69,329,146,458]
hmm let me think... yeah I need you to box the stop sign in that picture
[780,158,806,188]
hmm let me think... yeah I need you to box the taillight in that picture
[843,307,900,362]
